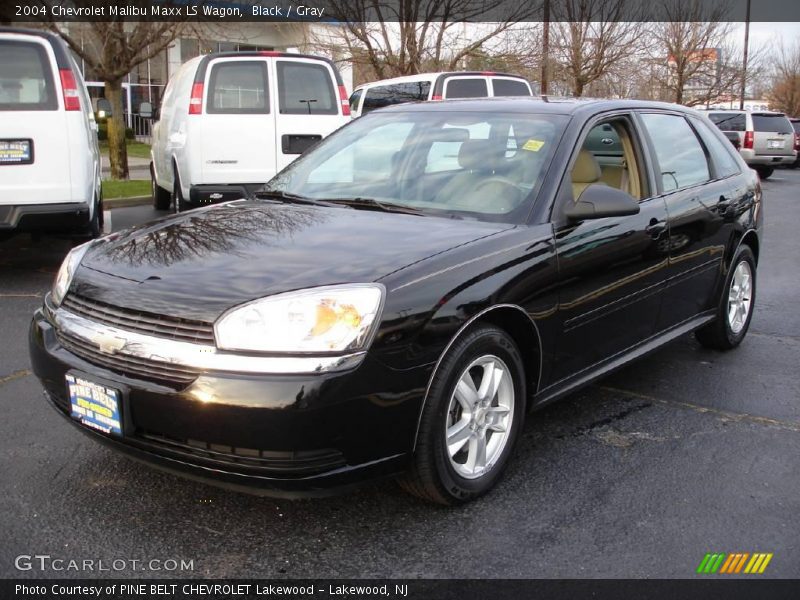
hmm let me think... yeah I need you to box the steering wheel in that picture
[463,177,522,212]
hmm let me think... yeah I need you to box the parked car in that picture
[150,51,350,212]
[790,117,800,168]
[31,98,761,505]
[348,71,532,118]
[705,109,796,179]
[0,27,102,237]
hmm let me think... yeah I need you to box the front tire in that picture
[696,245,756,350]
[400,325,526,505]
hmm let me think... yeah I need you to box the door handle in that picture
[645,218,666,238]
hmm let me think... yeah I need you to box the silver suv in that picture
[706,110,796,179]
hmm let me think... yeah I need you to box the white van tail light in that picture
[189,82,204,115]
[58,69,80,111]
[338,85,350,116]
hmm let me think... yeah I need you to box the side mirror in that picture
[565,185,640,220]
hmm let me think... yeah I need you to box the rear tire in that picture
[399,324,526,505]
[696,245,756,351]
[755,167,774,180]
[84,192,102,238]
[172,165,186,213]
[151,164,171,210]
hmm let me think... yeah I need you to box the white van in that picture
[0,28,102,237]
[150,52,350,211]
[348,72,533,118]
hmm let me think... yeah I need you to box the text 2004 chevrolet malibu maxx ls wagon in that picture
[30,98,761,505]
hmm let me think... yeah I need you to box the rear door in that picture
[751,112,795,158]
[199,57,276,184]
[272,57,347,172]
[0,34,71,205]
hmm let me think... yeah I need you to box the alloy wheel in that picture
[728,260,753,334]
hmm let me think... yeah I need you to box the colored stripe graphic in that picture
[697,552,772,574]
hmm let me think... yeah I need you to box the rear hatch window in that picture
[0,40,57,111]
[277,61,337,115]
[207,61,269,114]
[492,78,530,96]
[752,114,793,134]
[446,78,488,99]
[708,112,745,132]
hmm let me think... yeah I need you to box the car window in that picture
[792,121,800,134]
[708,112,745,132]
[361,81,431,114]
[348,88,362,113]
[277,61,336,115]
[445,78,488,99]
[0,40,57,111]
[690,117,741,179]
[425,122,491,173]
[492,78,530,96]
[752,114,794,134]
[265,112,568,223]
[640,113,710,193]
[207,61,268,113]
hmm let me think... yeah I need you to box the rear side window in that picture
[207,61,269,114]
[277,61,337,115]
[492,78,530,96]
[690,117,741,178]
[708,112,745,132]
[640,113,710,193]
[445,78,488,99]
[362,81,431,114]
[752,114,794,134]
[0,41,57,111]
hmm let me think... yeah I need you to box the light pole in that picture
[739,0,751,110]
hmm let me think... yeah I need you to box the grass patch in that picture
[99,140,152,159]
[102,179,151,199]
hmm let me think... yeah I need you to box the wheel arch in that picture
[412,304,542,451]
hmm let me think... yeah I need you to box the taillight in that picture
[743,131,754,149]
[58,69,80,111]
[431,94,443,101]
[337,84,350,116]
[189,82,204,114]
[481,71,497,76]
[259,50,281,57]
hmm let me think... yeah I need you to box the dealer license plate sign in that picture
[67,374,122,436]
[0,139,32,164]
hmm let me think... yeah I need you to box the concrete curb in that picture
[104,196,152,209]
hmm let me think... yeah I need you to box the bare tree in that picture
[309,1,542,84]
[767,40,800,116]
[550,0,646,97]
[45,13,188,179]
[648,0,746,106]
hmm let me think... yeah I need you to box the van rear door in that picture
[0,34,72,205]
[271,57,347,171]
[198,57,276,185]
[751,112,795,159]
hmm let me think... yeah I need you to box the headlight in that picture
[214,284,384,353]
[51,241,93,308]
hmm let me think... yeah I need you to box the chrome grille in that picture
[62,293,215,345]
[57,329,200,385]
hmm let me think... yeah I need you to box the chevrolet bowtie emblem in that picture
[91,332,127,354]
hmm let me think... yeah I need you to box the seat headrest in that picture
[572,149,601,184]
[458,140,494,170]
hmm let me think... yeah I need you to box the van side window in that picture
[492,79,530,96]
[207,61,269,114]
[445,78,488,99]
[640,113,710,193]
[362,82,431,114]
[277,61,337,115]
[0,40,57,111]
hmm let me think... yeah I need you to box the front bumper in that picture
[29,306,430,496]
[0,201,90,232]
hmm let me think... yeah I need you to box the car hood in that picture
[72,200,511,322]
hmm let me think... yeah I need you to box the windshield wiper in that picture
[324,197,426,215]
[253,190,337,207]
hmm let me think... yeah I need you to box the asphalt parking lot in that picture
[1,171,799,579]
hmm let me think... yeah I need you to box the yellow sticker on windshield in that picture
[522,139,545,152]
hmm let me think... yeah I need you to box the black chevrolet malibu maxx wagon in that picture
[30,98,762,504]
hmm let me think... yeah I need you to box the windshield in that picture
[263,110,568,223]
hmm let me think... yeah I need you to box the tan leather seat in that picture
[599,165,623,189]
[571,150,603,200]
